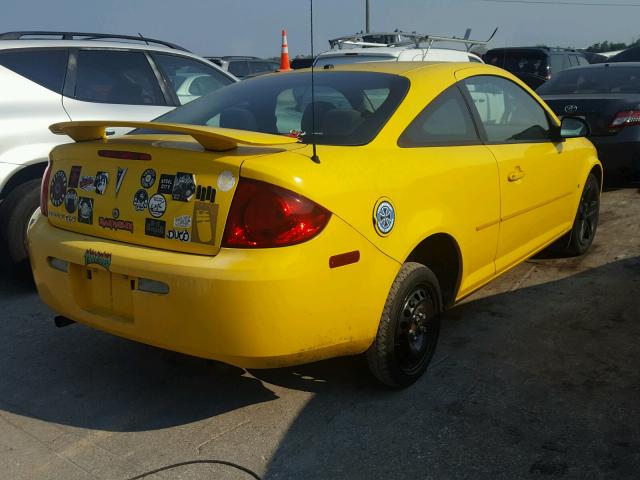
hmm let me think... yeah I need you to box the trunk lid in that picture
[541,94,640,136]
[46,122,300,256]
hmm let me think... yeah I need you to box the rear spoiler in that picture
[49,121,298,152]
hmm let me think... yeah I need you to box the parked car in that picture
[0,31,236,265]
[609,47,640,63]
[538,62,640,184]
[206,56,279,79]
[485,47,589,89]
[291,57,314,69]
[29,62,600,388]
[314,30,487,67]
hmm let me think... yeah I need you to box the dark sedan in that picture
[538,63,640,185]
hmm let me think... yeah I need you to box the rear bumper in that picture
[590,128,640,183]
[28,212,399,368]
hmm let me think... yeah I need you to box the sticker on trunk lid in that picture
[172,172,196,202]
[50,170,67,207]
[78,197,93,224]
[115,167,127,197]
[145,218,166,238]
[64,189,78,213]
[99,216,134,233]
[133,189,149,211]
[79,176,95,192]
[157,174,175,195]
[148,194,167,218]
[141,169,156,189]
[68,166,81,188]
[94,171,109,195]
[191,202,218,245]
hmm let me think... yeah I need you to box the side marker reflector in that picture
[329,250,360,269]
[137,278,170,295]
[48,257,69,273]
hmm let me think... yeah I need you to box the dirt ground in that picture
[0,188,638,480]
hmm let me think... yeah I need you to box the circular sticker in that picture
[217,170,236,192]
[112,208,120,219]
[50,170,67,207]
[141,168,156,189]
[148,193,167,218]
[133,189,149,211]
[373,199,395,236]
[64,189,78,213]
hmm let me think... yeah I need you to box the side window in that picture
[577,56,590,66]
[398,86,479,147]
[568,55,579,67]
[153,53,233,105]
[74,50,165,105]
[549,54,565,73]
[463,75,551,143]
[228,61,250,78]
[249,61,278,75]
[0,49,68,93]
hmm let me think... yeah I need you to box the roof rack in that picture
[328,28,498,52]
[0,31,190,52]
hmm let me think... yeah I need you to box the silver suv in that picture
[0,31,237,265]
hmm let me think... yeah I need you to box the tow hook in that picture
[54,316,76,328]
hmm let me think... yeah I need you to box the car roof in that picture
[317,46,473,57]
[560,62,640,70]
[0,39,198,57]
[486,47,581,54]
[305,61,495,77]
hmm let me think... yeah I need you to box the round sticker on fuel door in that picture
[373,198,395,236]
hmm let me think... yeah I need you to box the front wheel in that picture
[366,262,442,388]
[561,173,600,256]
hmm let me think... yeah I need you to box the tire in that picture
[1,179,41,264]
[366,262,443,388]
[559,173,600,257]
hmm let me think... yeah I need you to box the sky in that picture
[2,0,640,58]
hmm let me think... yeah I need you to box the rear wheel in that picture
[1,179,41,265]
[366,262,442,388]
[560,173,600,256]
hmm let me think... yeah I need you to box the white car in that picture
[0,31,237,265]
[314,30,492,67]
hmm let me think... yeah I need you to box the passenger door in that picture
[397,85,500,296]
[62,49,174,135]
[461,75,577,273]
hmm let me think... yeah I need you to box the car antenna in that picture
[309,0,320,163]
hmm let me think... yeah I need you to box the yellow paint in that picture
[29,62,601,368]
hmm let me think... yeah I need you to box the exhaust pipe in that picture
[54,316,76,328]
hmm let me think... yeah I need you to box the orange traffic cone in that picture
[279,29,291,71]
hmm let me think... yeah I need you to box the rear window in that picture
[140,71,409,146]
[0,49,68,93]
[485,50,548,77]
[537,66,640,94]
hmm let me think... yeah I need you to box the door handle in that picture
[508,167,526,182]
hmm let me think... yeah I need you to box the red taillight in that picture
[40,162,52,217]
[609,110,640,131]
[222,178,331,248]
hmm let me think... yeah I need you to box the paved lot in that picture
[1,188,639,480]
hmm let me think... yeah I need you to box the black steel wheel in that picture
[366,262,442,388]
[563,173,601,256]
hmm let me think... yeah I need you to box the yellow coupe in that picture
[28,63,601,387]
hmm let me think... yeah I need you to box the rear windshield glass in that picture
[485,50,548,77]
[537,66,640,94]
[139,71,409,146]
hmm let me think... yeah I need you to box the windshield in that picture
[537,66,640,94]
[485,50,548,77]
[140,71,409,146]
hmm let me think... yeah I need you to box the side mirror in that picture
[560,116,590,138]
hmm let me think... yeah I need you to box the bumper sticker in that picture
[99,216,134,233]
[141,168,156,189]
[115,167,127,197]
[217,170,235,192]
[174,215,192,229]
[68,166,81,189]
[148,193,167,218]
[50,170,67,207]
[94,171,109,195]
[133,189,149,211]
[167,229,190,242]
[157,174,175,195]
[195,185,216,203]
[78,197,93,224]
[84,249,111,271]
[172,172,196,202]
[64,188,78,214]
[145,218,166,238]
[191,202,218,245]
[79,175,95,192]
